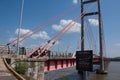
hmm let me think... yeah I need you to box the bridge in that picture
[0,53,102,80]
[0,0,108,80]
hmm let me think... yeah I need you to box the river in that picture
[45,62,120,80]
[88,62,120,80]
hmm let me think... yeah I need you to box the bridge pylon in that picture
[80,0,107,75]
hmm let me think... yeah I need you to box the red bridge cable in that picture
[26,20,76,58]
[1,5,78,54]
[52,3,96,47]
[26,3,96,58]
[36,22,77,58]
[26,18,75,58]
[26,14,79,58]
[33,15,82,58]
[36,16,81,58]
[8,5,79,44]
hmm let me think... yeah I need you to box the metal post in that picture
[98,0,104,72]
[96,0,107,74]
[81,0,84,51]
[17,0,24,55]
[80,0,86,80]
[7,45,10,54]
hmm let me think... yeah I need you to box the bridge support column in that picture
[23,57,48,80]
[34,62,44,80]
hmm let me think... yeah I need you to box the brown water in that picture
[45,62,120,80]
[88,62,120,80]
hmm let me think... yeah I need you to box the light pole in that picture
[16,0,24,55]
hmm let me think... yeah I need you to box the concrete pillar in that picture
[25,57,48,80]
[37,62,44,80]
[32,62,44,80]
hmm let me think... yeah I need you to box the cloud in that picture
[114,43,120,46]
[73,0,78,4]
[88,19,99,26]
[31,31,50,39]
[15,28,50,40]
[52,19,81,33]
[15,28,33,35]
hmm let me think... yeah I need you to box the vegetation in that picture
[59,75,69,80]
[14,62,29,75]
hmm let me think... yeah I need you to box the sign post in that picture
[76,50,93,80]
[76,50,93,71]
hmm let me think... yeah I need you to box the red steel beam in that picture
[44,57,102,72]
[44,58,76,72]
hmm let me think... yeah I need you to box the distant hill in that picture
[110,57,120,61]
[114,57,120,59]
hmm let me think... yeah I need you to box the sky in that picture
[0,0,120,58]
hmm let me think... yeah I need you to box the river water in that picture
[45,62,120,80]
[88,62,120,80]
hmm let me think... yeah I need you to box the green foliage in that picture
[14,62,29,75]
[60,75,69,80]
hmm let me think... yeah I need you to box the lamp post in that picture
[16,0,24,55]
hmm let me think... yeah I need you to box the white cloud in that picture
[52,19,81,33]
[73,0,78,4]
[115,43,120,46]
[15,28,33,35]
[31,31,50,40]
[88,19,99,26]
[15,28,50,40]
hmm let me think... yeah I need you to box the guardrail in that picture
[2,57,25,80]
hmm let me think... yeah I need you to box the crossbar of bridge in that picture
[82,0,97,4]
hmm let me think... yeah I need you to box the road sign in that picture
[76,50,93,71]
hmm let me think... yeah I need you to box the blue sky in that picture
[0,0,120,58]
